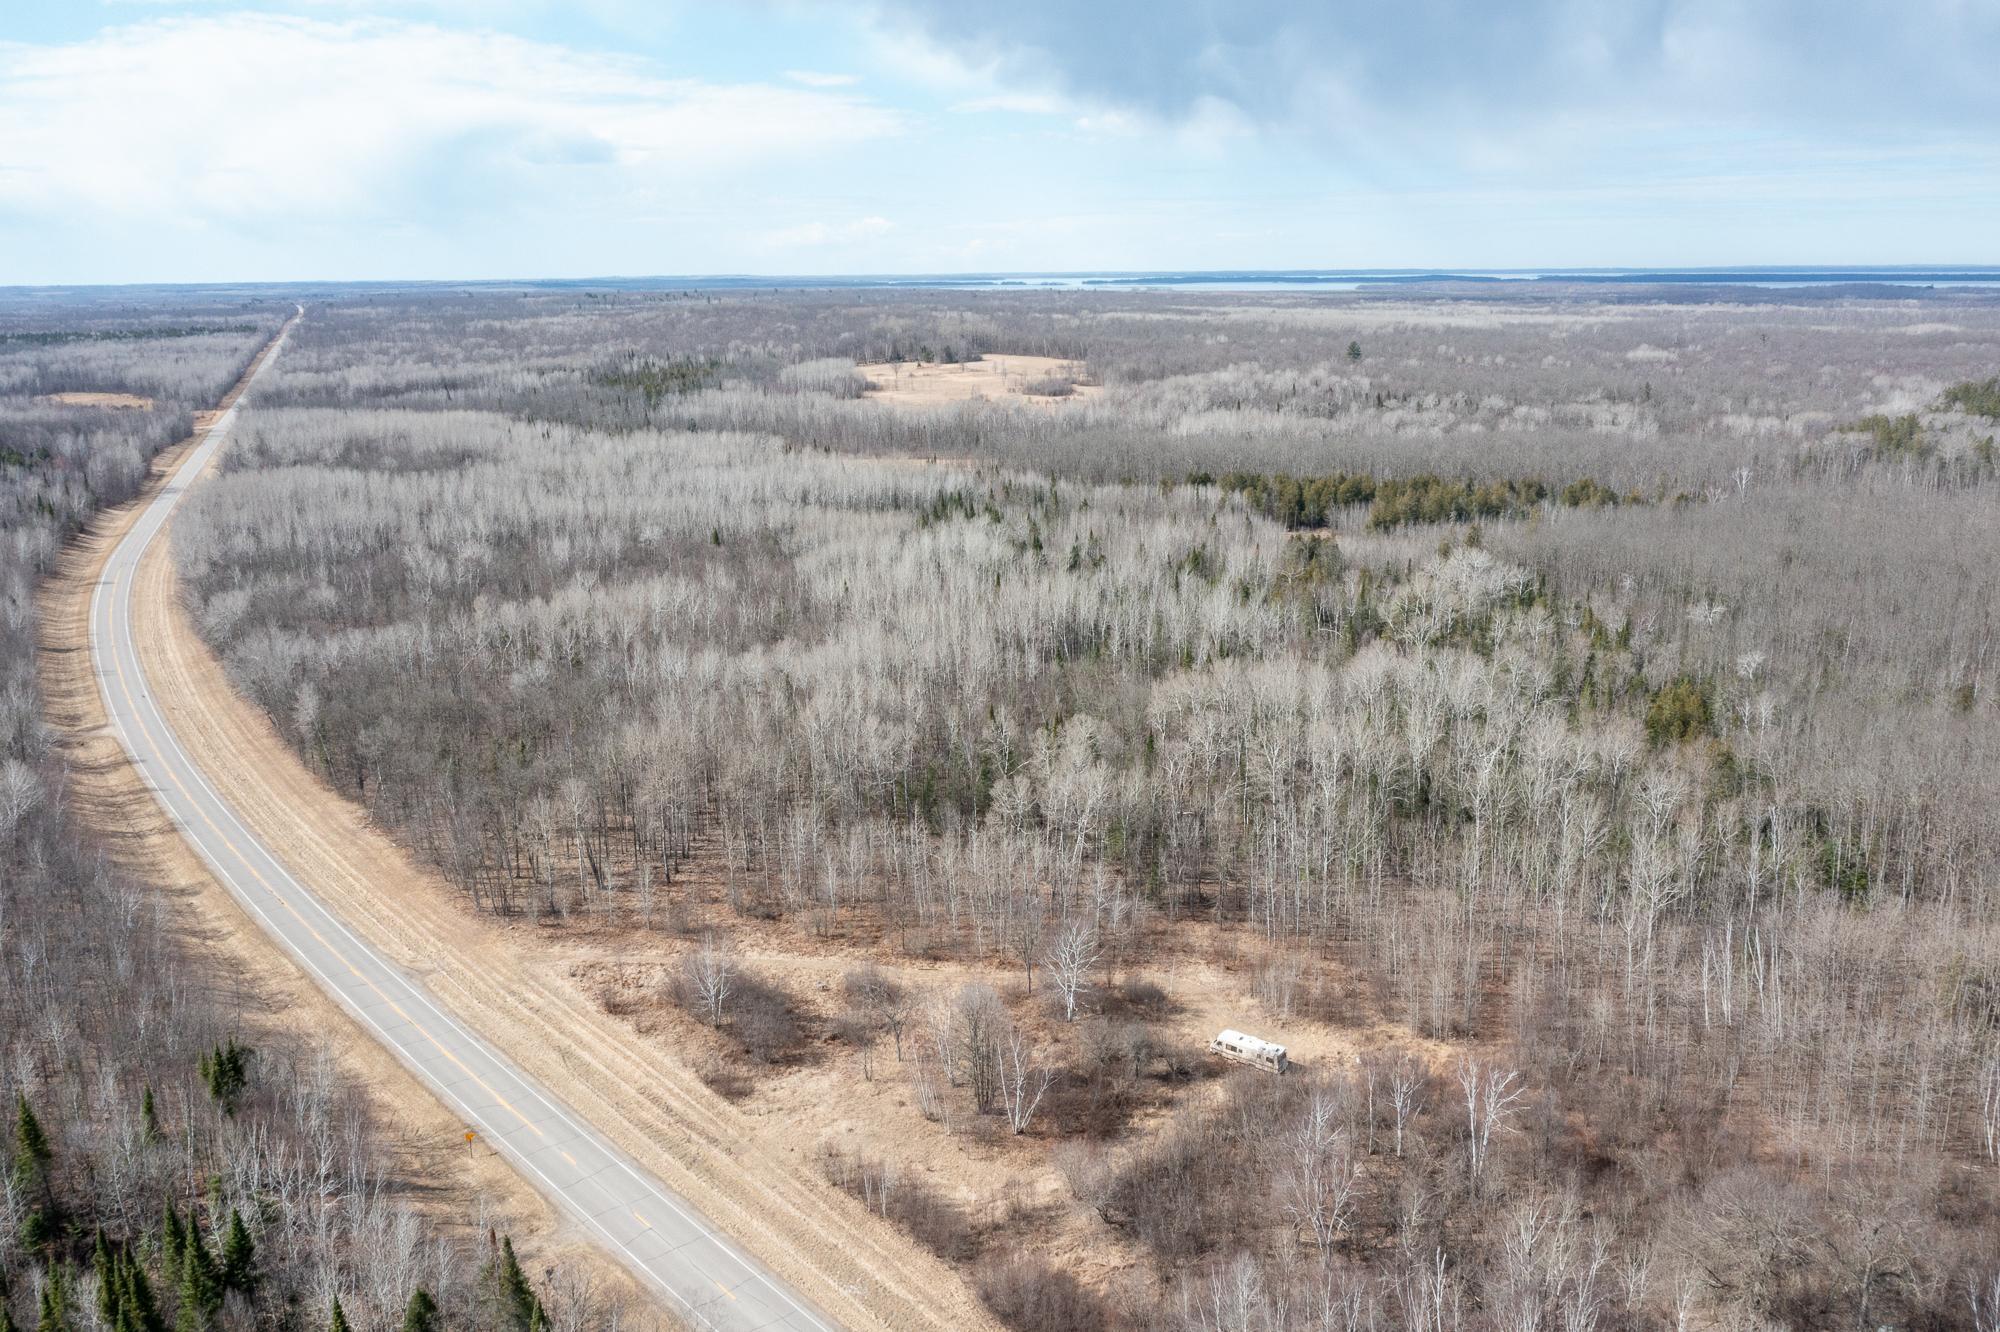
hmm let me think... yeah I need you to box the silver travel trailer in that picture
[1208,1028,1289,1073]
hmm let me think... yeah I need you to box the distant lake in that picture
[596,268,1984,294]
[914,269,2000,292]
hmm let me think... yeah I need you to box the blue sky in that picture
[2,0,1995,283]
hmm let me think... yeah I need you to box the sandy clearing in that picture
[40,448,649,1318]
[563,875,1458,1309]
[574,938,1162,1302]
[92,405,995,1327]
[36,390,156,409]
[858,355,1101,409]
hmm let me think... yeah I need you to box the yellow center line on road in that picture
[715,1281,737,1302]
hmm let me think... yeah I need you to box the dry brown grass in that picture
[36,390,155,409]
[560,865,1461,1312]
[857,355,1101,410]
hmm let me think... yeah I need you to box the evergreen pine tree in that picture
[160,1201,185,1272]
[34,1268,70,1332]
[219,1210,256,1295]
[327,1297,350,1332]
[12,1095,51,1189]
[400,1290,438,1332]
[180,1215,221,1317]
[140,1089,160,1144]
[93,1233,117,1326]
[198,1044,251,1115]
[119,1253,164,1332]
[497,1237,538,1332]
[17,1207,54,1250]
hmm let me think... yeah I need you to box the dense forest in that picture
[165,286,2000,1330]
[0,297,597,1332]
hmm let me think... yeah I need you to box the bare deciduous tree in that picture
[680,933,737,1026]
[1379,1051,1429,1159]
[1054,1141,1117,1223]
[1280,1090,1359,1261]
[1971,1269,2000,1332]
[957,984,1007,1115]
[1044,921,1101,1022]
[1459,1060,1525,1192]
[997,1030,1056,1135]
[845,964,912,1060]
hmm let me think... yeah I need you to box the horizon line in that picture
[8,263,2000,294]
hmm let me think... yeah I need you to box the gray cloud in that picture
[867,0,1999,147]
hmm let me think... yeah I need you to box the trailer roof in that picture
[1214,1029,1286,1056]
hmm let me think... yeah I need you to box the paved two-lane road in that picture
[89,312,837,1332]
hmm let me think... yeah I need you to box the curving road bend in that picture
[89,311,836,1332]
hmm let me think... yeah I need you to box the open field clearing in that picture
[858,355,1102,408]
[36,389,156,409]
[568,893,1462,1311]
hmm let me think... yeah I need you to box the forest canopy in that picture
[163,287,2000,1332]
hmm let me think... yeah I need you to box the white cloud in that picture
[950,92,1071,116]
[785,69,859,87]
[758,215,895,249]
[0,15,902,228]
